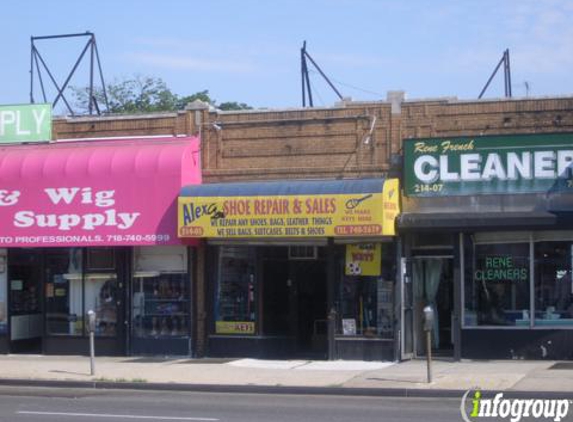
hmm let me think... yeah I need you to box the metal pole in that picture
[89,330,95,376]
[304,57,314,107]
[34,52,48,103]
[505,49,512,98]
[93,39,109,112]
[301,42,306,107]
[303,51,344,100]
[426,330,432,383]
[89,36,95,115]
[30,38,34,103]
[32,32,94,41]
[34,49,75,114]
[88,309,96,376]
[478,54,505,99]
[52,38,92,110]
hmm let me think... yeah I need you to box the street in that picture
[0,386,464,422]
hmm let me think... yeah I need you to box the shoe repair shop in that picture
[178,178,401,361]
[0,132,201,357]
[399,132,573,360]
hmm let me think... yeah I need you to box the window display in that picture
[45,248,83,335]
[131,246,190,340]
[465,243,530,326]
[85,273,118,337]
[9,252,41,316]
[534,242,573,326]
[132,273,189,338]
[464,234,573,328]
[214,246,256,335]
[338,243,394,338]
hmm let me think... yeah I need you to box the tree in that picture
[71,76,252,114]
[218,101,253,111]
[175,90,213,110]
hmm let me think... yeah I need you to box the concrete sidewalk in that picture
[0,354,571,397]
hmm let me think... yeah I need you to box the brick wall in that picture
[53,96,573,184]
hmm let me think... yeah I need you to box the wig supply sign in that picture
[179,181,400,239]
[404,133,573,196]
[0,186,176,247]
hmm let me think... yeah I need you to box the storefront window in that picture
[214,246,257,335]
[85,273,117,337]
[534,242,573,326]
[132,246,190,339]
[338,243,394,338]
[45,248,83,335]
[465,242,530,326]
[84,248,118,337]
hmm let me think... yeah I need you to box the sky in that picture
[2,0,573,113]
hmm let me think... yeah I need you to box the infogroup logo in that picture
[460,390,571,422]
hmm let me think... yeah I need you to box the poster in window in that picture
[345,243,381,276]
[342,318,357,335]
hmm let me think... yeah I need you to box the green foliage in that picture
[175,90,212,110]
[71,76,252,114]
[218,101,253,111]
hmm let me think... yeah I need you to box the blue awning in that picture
[180,178,385,197]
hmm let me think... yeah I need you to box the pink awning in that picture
[0,136,201,247]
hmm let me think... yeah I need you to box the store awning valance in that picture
[178,178,400,238]
[0,136,201,247]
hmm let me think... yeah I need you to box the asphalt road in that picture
[0,386,465,422]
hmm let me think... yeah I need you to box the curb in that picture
[0,378,572,399]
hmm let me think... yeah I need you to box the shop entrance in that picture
[8,250,43,353]
[262,247,328,359]
[7,248,129,355]
[411,257,454,356]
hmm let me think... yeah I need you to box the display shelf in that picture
[132,272,190,339]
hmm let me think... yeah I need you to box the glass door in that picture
[8,249,43,353]
[84,248,127,355]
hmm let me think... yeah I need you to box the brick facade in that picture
[54,95,573,183]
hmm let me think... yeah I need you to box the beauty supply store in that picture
[179,178,400,360]
[0,132,201,356]
[399,133,573,360]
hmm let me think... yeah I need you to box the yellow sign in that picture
[382,179,400,236]
[345,243,382,276]
[215,321,255,334]
[178,180,400,238]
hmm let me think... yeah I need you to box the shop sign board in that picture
[0,186,174,247]
[215,321,255,334]
[404,133,573,196]
[345,243,382,276]
[0,104,51,143]
[0,138,201,247]
[178,179,400,238]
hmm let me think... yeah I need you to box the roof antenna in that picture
[478,48,512,99]
[301,41,344,107]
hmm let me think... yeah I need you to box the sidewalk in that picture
[0,354,571,397]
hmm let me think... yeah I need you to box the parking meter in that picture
[87,310,97,333]
[423,305,434,383]
[423,306,434,331]
[87,310,96,375]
